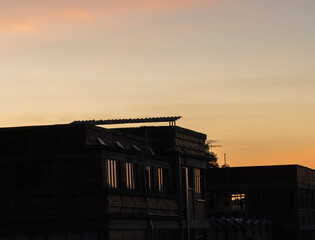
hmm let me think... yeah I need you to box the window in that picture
[231,193,245,211]
[158,168,164,192]
[126,162,135,190]
[107,159,117,188]
[97,137,106,145]
[145,166,153,191]
[132,144,141,152]
[188,168,194,189]
[115,141,124,149]
[207,192,245,212]
[149,147,155,156]
[195,169,201,194]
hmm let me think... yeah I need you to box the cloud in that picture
[0,0,221,38]
[0,0,219,35]
[61,10,95,20]
[138,0,216,11]
[0,20,37,34]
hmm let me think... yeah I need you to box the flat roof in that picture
[209,164,314,171]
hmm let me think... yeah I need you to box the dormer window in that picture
[115,141,124,149]
[132,144,141,152]
[149,147,155,156]
[97,137,106,145]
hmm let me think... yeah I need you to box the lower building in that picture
[207,165,315,240]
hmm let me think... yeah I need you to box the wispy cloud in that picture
[61,10,95,20]
[0,20,38,34]
[137,0,217,12]
[0,0,221,36]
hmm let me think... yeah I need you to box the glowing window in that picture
[145,166,153,191]
[158,168,164,192]
[126,162,135,190]
[107,159,117,188]
[231,193,246,211]
[195,169,201,194]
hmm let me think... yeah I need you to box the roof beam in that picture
[71,116,182,126]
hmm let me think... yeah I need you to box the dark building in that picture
[0,117,208,240]
[207,165,315,240]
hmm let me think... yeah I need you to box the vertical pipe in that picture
[178,153,183,240]
[186,167,190,240]
[224,153,226,165]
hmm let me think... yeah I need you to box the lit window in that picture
[231,193,246,211]
[145,166,153,191]
[195,169,201,195]
[126,162,135,190]
[158,168,164,192]
[107,160,117,188]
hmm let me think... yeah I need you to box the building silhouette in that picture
[2,118,306,239]
[207,165,315,240]
[0,117,209,240]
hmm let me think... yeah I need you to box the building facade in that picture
[207,165,315,240]
[0,118,208,240]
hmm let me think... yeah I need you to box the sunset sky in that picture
[1,0,315,168]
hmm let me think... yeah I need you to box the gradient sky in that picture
[1,0,315,168]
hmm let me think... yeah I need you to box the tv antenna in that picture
[206,140,227,166]
[206,140,222,152]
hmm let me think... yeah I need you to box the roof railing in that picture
[71,116,182,126]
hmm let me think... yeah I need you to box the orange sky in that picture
[1,0,315,168]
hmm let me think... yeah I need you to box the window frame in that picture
[145,165,153,191]
[107,159,117,188]
[230,193,246,212]
[158,168,164,192]
[194,168,201,195]
[126,162,135,190]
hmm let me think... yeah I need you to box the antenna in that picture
[206,140,222,152]
[206,140,228,166]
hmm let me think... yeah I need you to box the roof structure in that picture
[71,116,182,126]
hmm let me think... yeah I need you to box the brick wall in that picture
[107,194,147,215]
[194,200,206,219]
[109,230,146,240]
[174,131,206,157]
[106,194,178,216]
[147,198,178,215]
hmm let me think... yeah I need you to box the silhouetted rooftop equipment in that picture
[71,116,182,126]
